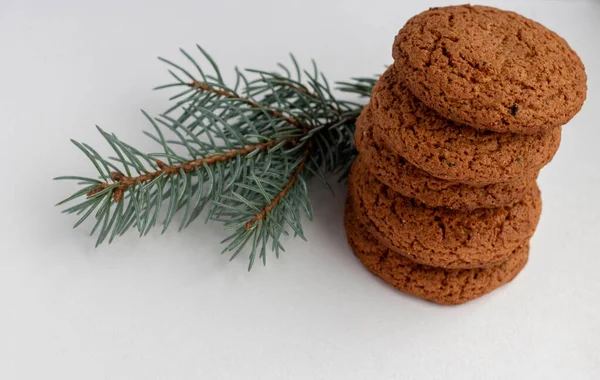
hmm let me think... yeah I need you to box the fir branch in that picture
[56,45,376,269]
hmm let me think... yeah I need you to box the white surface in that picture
[1,0,599,379]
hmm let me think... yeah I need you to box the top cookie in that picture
[393,5,587,134]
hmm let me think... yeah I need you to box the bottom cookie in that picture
[344,201,529,305]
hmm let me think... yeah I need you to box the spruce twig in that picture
[55,45,376,269]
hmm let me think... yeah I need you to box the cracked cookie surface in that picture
[354,106,536,210]
[344,201,529,305]
[392,5,586,134]
[370,66,561,185]
[347,157,541,269]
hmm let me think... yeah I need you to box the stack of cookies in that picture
[345,5,586,305]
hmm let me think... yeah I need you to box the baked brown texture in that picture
[370,66,561,185]
[347,158,541,269]
[345,201,529,305]
[392,5,587,134]
[355,105,536,210]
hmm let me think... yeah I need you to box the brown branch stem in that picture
[244,143,311,230]
[190,81,302,128]
[267,79,341,114]
[87,138,291,202]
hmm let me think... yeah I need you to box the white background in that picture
[1,0,599,379]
